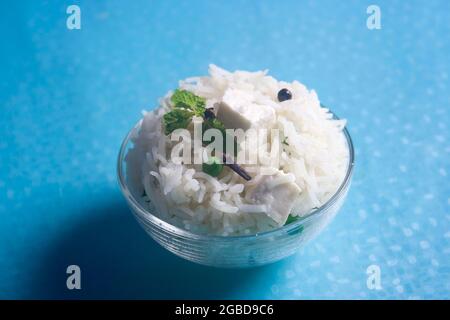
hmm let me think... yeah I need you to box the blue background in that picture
[0,0,449,299]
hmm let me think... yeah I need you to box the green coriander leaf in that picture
[162,108,194,135]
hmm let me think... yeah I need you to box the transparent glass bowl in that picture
[117,117,354,268]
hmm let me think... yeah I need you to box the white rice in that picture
[125,65,349,236]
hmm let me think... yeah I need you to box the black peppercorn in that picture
[277,88,292,102]
[204,108,215,120]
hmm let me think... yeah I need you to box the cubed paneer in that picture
[215,88,275,130]
[245,170,301,225]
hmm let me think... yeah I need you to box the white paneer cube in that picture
[215,88,275,130]
[245,170,301,225]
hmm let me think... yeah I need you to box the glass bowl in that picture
[117,115,354,268]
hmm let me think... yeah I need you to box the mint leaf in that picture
[162,89,207,135]
[162,108,194,135]
[202,156,224,177]
[285,214,298,225]
[285,215,305,235]
[171,89,206,115]
[203,118,226,134]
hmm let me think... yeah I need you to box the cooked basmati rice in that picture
[125,65,349,236]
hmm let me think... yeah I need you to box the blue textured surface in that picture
[0,0,449,299]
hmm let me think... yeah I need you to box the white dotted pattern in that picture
[0,0,448,299]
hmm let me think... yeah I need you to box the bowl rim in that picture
[117,111,355,241]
